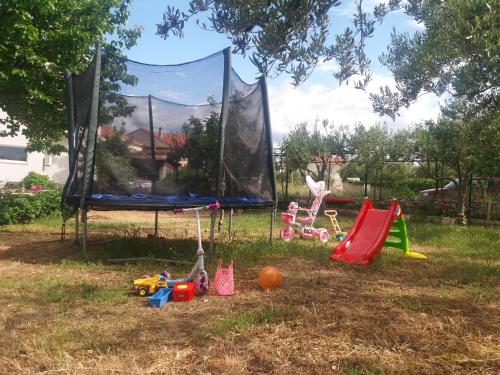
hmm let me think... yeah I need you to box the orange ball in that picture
[258,266,282,289]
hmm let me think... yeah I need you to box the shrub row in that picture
[23,171,50,189]
[395,178,436,193]
[345,177,436,192]
[0,190,61,225]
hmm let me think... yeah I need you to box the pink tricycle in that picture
[280,176,330,243]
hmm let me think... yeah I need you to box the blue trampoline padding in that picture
[221,196,268,204]
[70,193,272,206]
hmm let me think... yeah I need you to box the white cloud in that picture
[407,19,425,30]
[267,72,441,143]
[316,60,340,73]
[156,90,189,102]
[332,0,380,17]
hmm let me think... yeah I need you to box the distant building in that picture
[98,125,186,180]
[0,112,68,184]
[308,155,345,192]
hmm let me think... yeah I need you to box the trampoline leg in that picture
[229,208,234,240]
[269,208,276,245]
[82,209,88,252]
[154,210,159,238]
[74,209,80,245]
[217,209,224,233]
[209,209,217,262]
[60,223,66,242]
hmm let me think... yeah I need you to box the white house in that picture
[0,110,69,185]
[307,155,345,193]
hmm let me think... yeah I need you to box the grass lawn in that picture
[0,209,498,374]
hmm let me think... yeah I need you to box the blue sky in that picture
[124,0,440,140]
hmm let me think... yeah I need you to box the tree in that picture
[95,131,136,193]
[0,0,142,152]
[157,0,394,88]
[349,124,390,169]
[371,0,499,119]
[281,120,351,181]
[410,100,500,224]
[157,1,498,123]
[181,112,221,193]
[342,124,391,199]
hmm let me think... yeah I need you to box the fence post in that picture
[285,166,289,203]
[364,168,368,197]
[466,174,473,224]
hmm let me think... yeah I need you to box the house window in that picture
[0,145,28,161]
[43,155,53,166]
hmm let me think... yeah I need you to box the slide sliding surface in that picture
[330,198,399,266]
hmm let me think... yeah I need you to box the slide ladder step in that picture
[385,239,402,246]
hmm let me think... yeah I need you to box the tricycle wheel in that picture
[280,227,294,241]
[196,270,210,295]
[138,288,148,297]
[319,229,329,243]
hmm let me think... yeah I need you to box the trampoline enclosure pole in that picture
[65,71,76,168]
[260,76,278,206]
[75,208,79,244]
[215,47,231,201]
[269,208,276,244]
[229,208,234,240]
[209,209,217,262]
[154,210,159,237]
[82,209,88,252]
[79,44,101,250]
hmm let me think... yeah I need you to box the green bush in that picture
[0,190,61,225]
[396,178,436,193]
[23,171,50,189]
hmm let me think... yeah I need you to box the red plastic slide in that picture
[330,198,400,266]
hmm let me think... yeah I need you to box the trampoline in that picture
[66,193,273,209]
[62,47,277,250]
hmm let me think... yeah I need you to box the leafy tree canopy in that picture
[281,120,351,181]
[408,98,500,224]
[371,0,499,118]
[157,0,400,88]
[349,123,391,168]
[0,0,142,152]
[158,0,499,120]
[181,111,221,192]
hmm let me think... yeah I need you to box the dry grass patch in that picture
[0,212,499,374]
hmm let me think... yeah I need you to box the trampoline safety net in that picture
[63,48,277,214]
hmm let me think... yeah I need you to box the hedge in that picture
[0,190,61,225]
[345,178,436,192]
[23,171,50,189]
[395,178,436,193]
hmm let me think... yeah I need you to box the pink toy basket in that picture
[214,259,234,296]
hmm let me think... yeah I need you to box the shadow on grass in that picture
[0,274,128,310]
[0,230,333,269]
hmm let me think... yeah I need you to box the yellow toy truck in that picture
[133,274,168,296]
